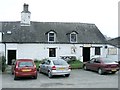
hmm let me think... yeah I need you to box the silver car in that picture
[39,59,71,78]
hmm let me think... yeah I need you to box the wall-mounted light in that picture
[105,46,108,49]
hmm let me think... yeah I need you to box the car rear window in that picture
[18,62,34,67]
[53,60,68,65]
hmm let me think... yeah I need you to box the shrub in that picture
[68,60,83,69]
[34,59,39,63]
[60,56,77,63]
[0,56,6,72]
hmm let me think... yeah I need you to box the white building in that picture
[0,4,108,65]
[107,37,120,61]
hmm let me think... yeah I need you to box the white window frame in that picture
[48,31,56,42]
[70,32,77,43]
[108,48,117,55]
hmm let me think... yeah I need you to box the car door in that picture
[40,61,46,73]
[86,58,95,70]
[44,60,51,74]
[92,59,101,71]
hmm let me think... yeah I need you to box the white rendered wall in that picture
[4,43,107,62]
[0,32,2,42]
[0,43,5,56]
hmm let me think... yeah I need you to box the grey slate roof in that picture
[1,21,107,44]
[108,37,120,48]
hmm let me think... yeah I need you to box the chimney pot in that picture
[23,3,29,12]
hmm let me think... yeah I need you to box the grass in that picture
[34,60,83,70]
[68,60,83,69]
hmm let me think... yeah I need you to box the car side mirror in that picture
[41,62,45,64]
[88,61,90,63]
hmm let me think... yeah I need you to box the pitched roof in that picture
[108,37,120,48]
[1,21,107,44]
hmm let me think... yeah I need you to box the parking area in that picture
[2,69,119,88]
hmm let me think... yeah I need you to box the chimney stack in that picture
[21,3,31,26]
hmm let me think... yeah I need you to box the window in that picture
[108,48,117,55]
[48,32,56,42]
[53,60,68,65]
[49,48,56,57]
[18,62,33,67]
[70,32,77,43]
[95,47,101,55]
[94,59,101,63]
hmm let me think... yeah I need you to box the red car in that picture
[13,59,37,80]
[83,57,119,75]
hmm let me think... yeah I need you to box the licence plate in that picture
[112,69,116,71]
[59,68,65,70]
[22,69,31,72]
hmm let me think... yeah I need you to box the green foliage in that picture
[0,56,6,72]
[61,56,77,63]
[68,60,83,69]
[34,59,42,70]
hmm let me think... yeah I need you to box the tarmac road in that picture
[2,69,119,88]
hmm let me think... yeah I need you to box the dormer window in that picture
[70,32,77,43]
[48,31,56,42]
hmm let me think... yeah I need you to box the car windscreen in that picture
[53,60,68,65]
[18,62,34,67]
[102,58,116,63]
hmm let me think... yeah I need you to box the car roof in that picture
[16,59,33,62]
[49,58,64,61]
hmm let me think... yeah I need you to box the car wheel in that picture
[98,68,103,75]
[34,74,37,79]
[14,75,18,80]
[111,71,116,74]
[12,72,14,75]
[39,68,42,73]
[65,74,70,77]
[48,71,53,78]
[83,65,87,70]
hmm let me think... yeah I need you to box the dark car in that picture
[83,57,119,75]
[13,59,37,80]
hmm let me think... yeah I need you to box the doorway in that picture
[83,47,90,62]
[8,50,16,65]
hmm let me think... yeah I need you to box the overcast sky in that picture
[0,0,119,38]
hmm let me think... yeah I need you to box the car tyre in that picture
[48,71,53,78]
[39,68,42,73]
[65,74,70,77]
[98,68,103,75]
[83,65,87,70]
[111,71,116,74]
[34,74,37,79]
[14,75,18,80]
[12,72,14,75]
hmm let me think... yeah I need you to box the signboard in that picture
[83,44,91,47]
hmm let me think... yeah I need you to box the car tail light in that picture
[104,65,111,68]
[15,67,20,71]
[52,66,56,70]
[15,68,18,71]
